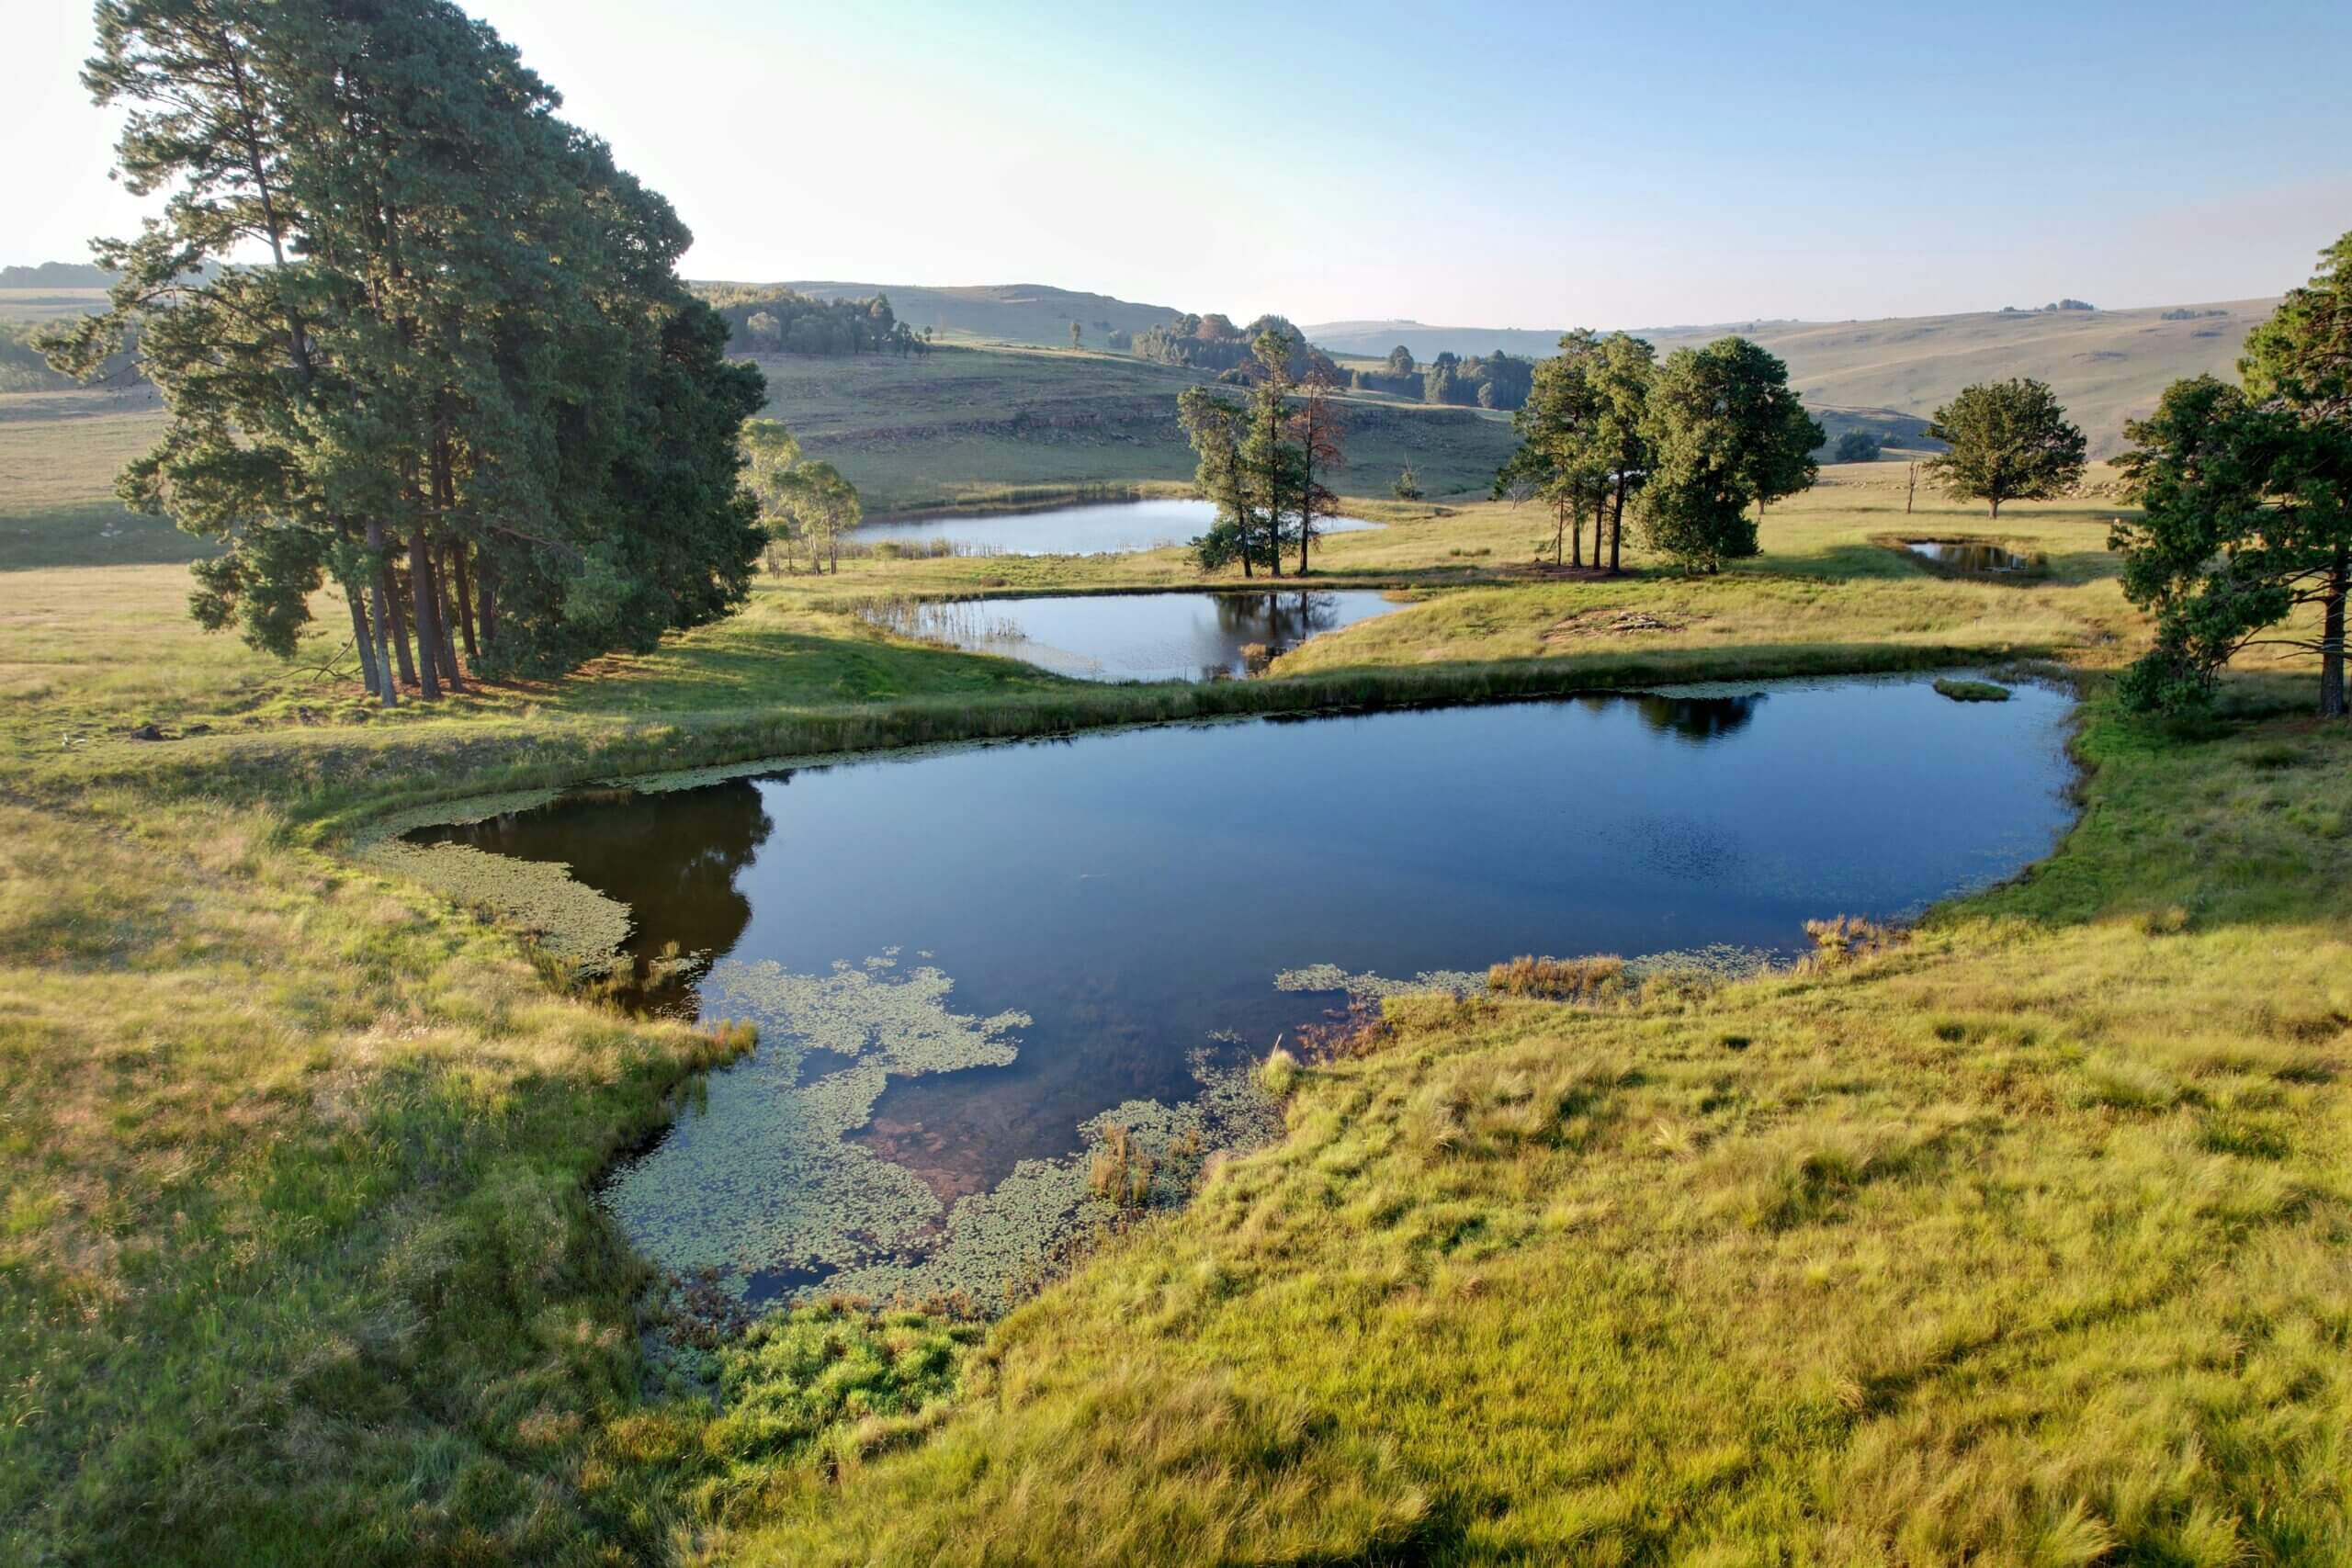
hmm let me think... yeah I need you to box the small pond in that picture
[858,589,1407,682]
[1907,539,2031,573]
[407,673,2076,1307]
[851,496,1381,556]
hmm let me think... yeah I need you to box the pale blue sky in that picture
[9,0,2348,326]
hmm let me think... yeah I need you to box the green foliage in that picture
[1640,336,1821,571]
[1924,378,2087,517]
[707,286,925,356]
[1933,677,2011,703]
[2112,232,2352,718]
[1393,464,1422,501]
[44,0,767,695]
[1834,429,1882,462]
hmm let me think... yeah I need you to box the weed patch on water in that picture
[606,953,1280,1314]
[1935,677,2013,703]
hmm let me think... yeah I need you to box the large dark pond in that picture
[858,589,1407,682]
[411,674,2075,1305]
[851,496,1380,556]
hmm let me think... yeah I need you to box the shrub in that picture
[1487,953,1628,1003]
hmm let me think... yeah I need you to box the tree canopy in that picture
[41,0,766,699]
[1639,337,1820,572]
[1924,378,2086,517]
[2111,232,2352,717]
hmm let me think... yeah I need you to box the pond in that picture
[851,496,1381,556]
[1907,538,2031,573]
[408,673,2076,1307]
[857,589,1408,682]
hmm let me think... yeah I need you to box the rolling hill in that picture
[1308,300,2276,456]
[698,280,1186,348]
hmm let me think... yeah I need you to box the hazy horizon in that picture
[10,0,2349,327]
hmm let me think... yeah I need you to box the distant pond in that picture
[1907,539,2033,573]
[858,589,1407,682]
[851,496,1381,556]
[407,673,2076,1308]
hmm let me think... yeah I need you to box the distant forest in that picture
[1129,312,1341,383]
[1349,346,1534,412]
[705,287,929,356]
[0,261,118,288]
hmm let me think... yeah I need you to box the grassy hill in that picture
[700,280,1184,348]
[1311,301,2274,456]
[755,343,1518,514]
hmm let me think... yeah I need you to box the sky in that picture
[8,0,2350,329]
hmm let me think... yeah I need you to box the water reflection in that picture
[1907,539,2030,573]
[412,775,775,1010]
[860,589,1405,682]
[410,675,2078,1303]
[851,497,1380,557]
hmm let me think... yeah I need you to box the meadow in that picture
[2,459,2346,1564]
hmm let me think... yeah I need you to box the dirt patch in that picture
[1542,608,1692,647]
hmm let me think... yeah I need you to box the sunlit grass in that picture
[1,454,2346,1562]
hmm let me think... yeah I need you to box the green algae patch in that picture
[346,790,633,976]
[606,953,1280,1310]
[1934,677,2013,703]
[605,952,1027,1296]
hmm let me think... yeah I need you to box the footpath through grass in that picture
[2,472,2346,1564]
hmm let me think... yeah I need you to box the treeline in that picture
[1132,312,1337,383]
[45,0,766,704]
[706,288,931,356]
[1494,330,1821,572]
[0,261,119,288]
[1176,329,1348,577]
[1350,345,1533,411]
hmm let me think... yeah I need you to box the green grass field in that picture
[1,450,2346,1563]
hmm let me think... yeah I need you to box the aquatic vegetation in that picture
[1935,676,2013,702]
[605,953,1027,1295]
[1275,963,1489,1003]
[354,791,635,974]
[607,954,1279,1311]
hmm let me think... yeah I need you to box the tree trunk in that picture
[2322,546,2348,720]
[430,539,465,693]
[476,548,500,653]
[451,543,479,662]
[385,563,417,689]
[344,576,381,700]
[1610,472,1628,574]
[407,532,440,700]
[366,526,401,705]
[1989,496,2001,520]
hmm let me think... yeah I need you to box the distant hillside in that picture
[696,281,1185,349]
[1309,301,2274,456]
[0,262,117,288]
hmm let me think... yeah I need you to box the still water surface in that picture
[858,589,1406,682]
[851,496,1379,555]
[1907,539,2030,572]
[413,674,2075,1301]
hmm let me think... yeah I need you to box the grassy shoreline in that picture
[5,476,2346,1563]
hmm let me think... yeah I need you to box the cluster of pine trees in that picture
[1132,311,1338,383]
[41,0,767,703]
[1176,332,1347,577]
[1351,346,1534,411]
[705,288,931,357]
[1495,332,1822,572]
